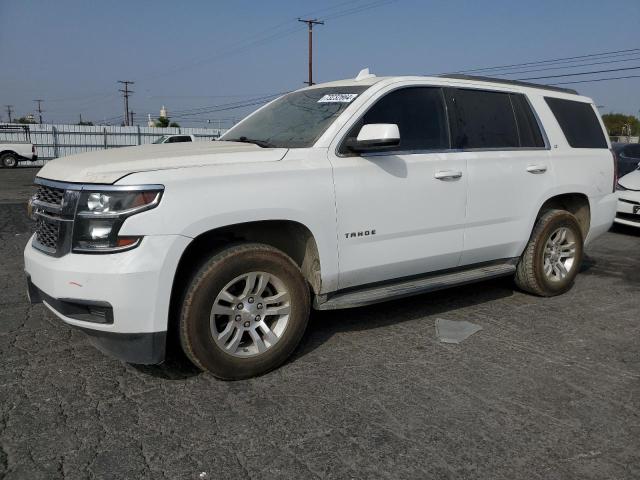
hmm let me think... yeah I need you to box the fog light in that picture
[89,225,112,240]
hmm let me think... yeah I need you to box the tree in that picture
[16,116,36,124]
[602,113,640,136]
[77,120,94,126]
[155,116,169,128]
[154,116,180,128]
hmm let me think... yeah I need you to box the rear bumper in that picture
[585,193,617,245]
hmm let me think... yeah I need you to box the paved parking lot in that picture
[1,167,639,479]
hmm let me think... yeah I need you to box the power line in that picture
[551,74,640,86]
[517,65,640,81]
[170,97,282,119]
[487,55,640,77]
[169,92,287,117]
[454,47,640,74]
[117,80,134,126]
[471,50,640,76]
[323,0,397,21]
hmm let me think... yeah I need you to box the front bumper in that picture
[615,190,640,227]
[24,234,191,364]
[28,276,166,364]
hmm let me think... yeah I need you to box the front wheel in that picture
[1,153,19,168]
[179,243,310,380]
[515,209,584,296]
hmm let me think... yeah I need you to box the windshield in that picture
[221,86,369,148]
[153,136,169,144]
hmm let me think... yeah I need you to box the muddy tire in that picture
[179,243,310,380]
[515,209,584,297]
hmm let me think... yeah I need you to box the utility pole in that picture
[5,105,14,123]
[298,18,324,85]
[129,111,135,126]
[118,80,135,126]
[33,99,44,124]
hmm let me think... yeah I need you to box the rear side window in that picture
[448,89,519,149]
[342,87,449,152]
[544,97,607,148]
[510,94,545,147]
[169,136,191,143]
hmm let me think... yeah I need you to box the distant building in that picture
[611,136,639,144]
[160,105,168,118]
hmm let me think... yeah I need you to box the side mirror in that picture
[346,123,400,153]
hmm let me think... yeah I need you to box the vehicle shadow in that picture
[610,223,640,237]
[136,277,516,380]
[292,277,516,362]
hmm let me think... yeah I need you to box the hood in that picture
[37,141,288,184]
[618,169,640,191]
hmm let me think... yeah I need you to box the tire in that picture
[1,153,19,168]
[179,243,310,380]
[515,209,584,297]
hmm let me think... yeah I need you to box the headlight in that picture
[73,187,163,253]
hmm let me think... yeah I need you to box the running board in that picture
[314,259,518,311]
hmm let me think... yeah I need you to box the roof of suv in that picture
[305,72,582,98]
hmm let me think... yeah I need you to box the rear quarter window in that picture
[544,97,607,148]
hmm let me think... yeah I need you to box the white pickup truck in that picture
[24,71,616,379]
[153,134,196,144]
[0,125,38,167]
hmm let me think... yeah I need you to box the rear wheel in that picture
[1,153,18,168]
[179,243,310,380]
[515,209,584,296]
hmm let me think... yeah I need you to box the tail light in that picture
[610,148,618,192]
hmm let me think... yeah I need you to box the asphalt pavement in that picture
[1,167,639,479]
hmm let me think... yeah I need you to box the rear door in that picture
[444,88,553,265]
[329,86,468,289]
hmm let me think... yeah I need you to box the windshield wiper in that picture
[227,136,275,148]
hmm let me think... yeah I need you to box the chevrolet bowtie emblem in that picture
[27,195,36,221]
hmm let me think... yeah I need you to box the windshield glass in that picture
[153,136,169,144]
[221,86,369,148]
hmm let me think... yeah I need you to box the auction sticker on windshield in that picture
[318,93,359,103]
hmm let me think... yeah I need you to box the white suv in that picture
[24,72,617,379]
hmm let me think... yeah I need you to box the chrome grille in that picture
[35,184,64,206]
[31,180,79,257]
[35,218,59,251]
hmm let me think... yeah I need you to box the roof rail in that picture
[439,74,579,95]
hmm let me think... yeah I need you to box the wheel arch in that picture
[168,220,323,344]
[536,192,591,238]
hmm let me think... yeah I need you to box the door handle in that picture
[434,170,463,180]
[526,164,548,174]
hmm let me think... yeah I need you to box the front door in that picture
[328,86,468,290]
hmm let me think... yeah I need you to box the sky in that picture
[1,0,639,127]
